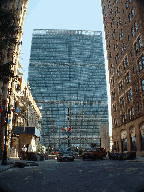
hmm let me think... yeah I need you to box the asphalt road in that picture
[0,158,144,192]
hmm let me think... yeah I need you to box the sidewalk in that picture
[127,156,144,162]
[0,157,40,172]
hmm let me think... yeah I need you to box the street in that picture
[0,158,144,192]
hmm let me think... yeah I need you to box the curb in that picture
[0,164,15,173]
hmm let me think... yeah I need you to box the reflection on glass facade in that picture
[28,29,109,150]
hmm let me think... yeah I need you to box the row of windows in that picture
[121,107,134,123]
[112,88,132,114]
[107,21,138,51]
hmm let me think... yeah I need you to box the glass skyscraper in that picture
[28,29,109,150]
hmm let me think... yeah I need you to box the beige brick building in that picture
[101,0,144,156]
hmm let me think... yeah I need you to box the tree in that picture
[0,7,20,82]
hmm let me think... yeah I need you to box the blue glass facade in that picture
[28,29,109,150]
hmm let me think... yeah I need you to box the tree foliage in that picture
[0,7,19,82]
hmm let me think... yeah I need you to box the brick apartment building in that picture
[101,0,144,156]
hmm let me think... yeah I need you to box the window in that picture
[117,22,119,29]
[142,55,144,67]
[126,56,128,65]
[111,23,113,28]
[131,28,135,36]
[112,90,115,99]
[138,36,143,48]
[115,56,117,64]
[121,29,124,37]
[130,89,132,100]
[115,11,118,18]
[116,41,118,47]
[113,19,115,25]
[108,41,110,49]
[131,8,135,16]
[119,34,121,41]
[123,43,126,50]
[120,96,124,107]
[119,17,121,24]
[131,107,134,116]
[113,33,115,40]
[128,35,130,41]
[117,7,120,13]
[129,13,132,22]
[135,42,139,54]
[131,50,133,57]
[129,109,132,119]
[123,60,126,69]
[114,44,116,51]
[127,91,130,102]
[119,81,123,92]
[127,89,132,101]
[129,0,131,3]
[133,67,136,73]
[120,66,122,73]
[125,22,127,27]
[139,60,142,71]
[142,79,144,91]
[126,2,129,8]
[121,47,123,55]
[118,53,120,60]
[135,22,138,31]
[126,72,130,83]
[117,69,119,77]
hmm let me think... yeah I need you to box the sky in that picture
[20,0,112,136]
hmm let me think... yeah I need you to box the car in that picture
[57,151,75,162]
[82,148,107,161]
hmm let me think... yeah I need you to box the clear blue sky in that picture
[20,0,112,136]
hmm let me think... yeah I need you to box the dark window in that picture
[113,19,115,25]
[119,17,121,24]
[117,22,119,29]
[131,28,135,36]
[123,43,126,50]
[142,79,144,91]
[118,53,120,60]
[142,55,144,67]
[139,60,142,71]
[130,89,132,100]
[123,60,126,69]
[127,91,130,102]
[138,36,142,48]
[126,2,129,8]
[131,8,135,16]
[119,34,121,41]
[135,42,138,54]
[126,56,129,65]
[129,13,132,22]
[121,47,123,55]
[135,22,138,31]
[121,29,124,37]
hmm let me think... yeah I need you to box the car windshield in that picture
[87,148,95,151]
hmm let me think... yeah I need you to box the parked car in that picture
[82,148,107,161]
[57,151,75,162]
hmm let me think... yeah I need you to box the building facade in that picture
[101,0,144,156]
[28,29,109,151]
